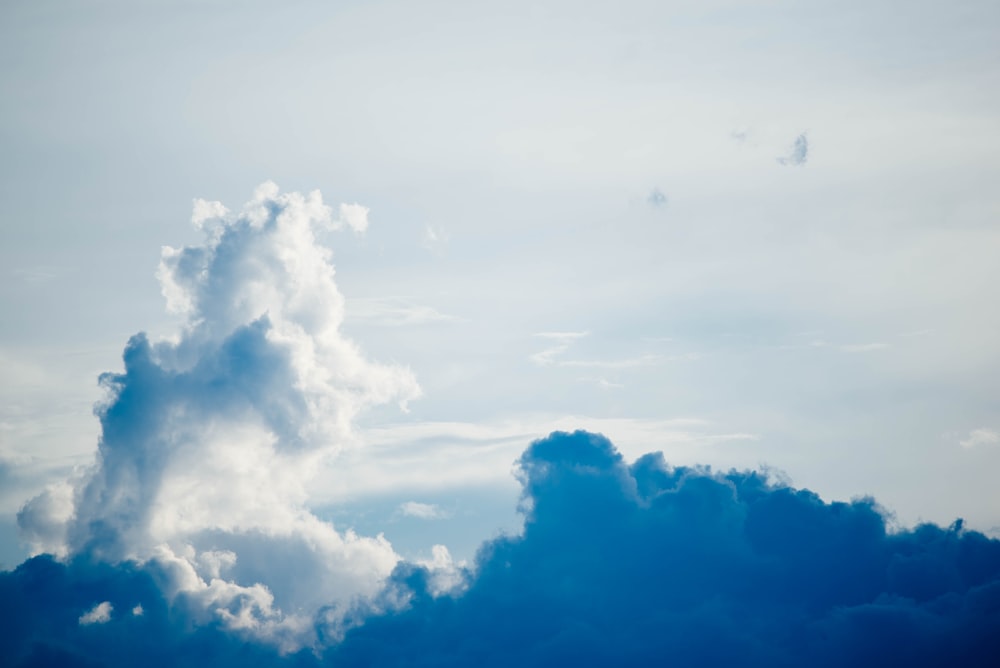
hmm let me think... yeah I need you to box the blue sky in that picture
[1,0,1000,663]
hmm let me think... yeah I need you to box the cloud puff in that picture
[777,132,809,166]
[3,431,1000,665]
[398,501,450,520]
[78,601,112,625]
[337,203,370,234]
[16,183,421,649]
[961,428,1000,449]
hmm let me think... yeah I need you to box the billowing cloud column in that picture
[17,183,421,648]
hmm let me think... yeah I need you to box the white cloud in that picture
[398,501,450,520]
[18,183,423,650]
[338,203,370,234]
[530,331,693,369]
[960,428,1000,449]
[346,297,460,326]
[79,601,113,625]
[421,224,449,253]
[530,331,589,366]
[838,343,890,353]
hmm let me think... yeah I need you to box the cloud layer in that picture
[4,431,999,666]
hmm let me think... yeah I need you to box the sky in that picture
[1,0,1000,664]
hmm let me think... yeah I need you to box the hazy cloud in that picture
[777,132,809,166]
[346,297,460,327]
[421,224,449,253]
[961,428,1000,449]
[398,502,450,520]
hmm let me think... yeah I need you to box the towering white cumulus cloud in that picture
[17,183,421,649]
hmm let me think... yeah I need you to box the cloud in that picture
[647,188,667,207]
[3,431,999,665]
[398,502,450,520]
[326,431,1000,665]
[346,297,460,327]
[785,339,890,354]
[529,331,589,366]
[337,203,370,234]
[961,428,1000,449]
[16,183,422,649]
[777,132,809,166]
[838,342,890,353]
[730,127,751,143]
[420,224,449,253]
[529,331,682,369]
[78,601,112,625]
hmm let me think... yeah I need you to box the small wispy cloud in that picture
[530,331,589,366]
[347,297,461,327]
[777,132,808,166]
[398,501,450,520]
[960,428,1000,449]
[838,342,890,353]
[79,601,112,626]
[788,339,890,353]
[421,224,449,253]
[576,377,624,390]
[730,127,751,143]
[531,331,693,369]
[11,266,67,284]
[557,354,667,369]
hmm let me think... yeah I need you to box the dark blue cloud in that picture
[329,431,1000,666]
[4,430,1000,666]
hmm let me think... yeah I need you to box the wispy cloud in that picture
[782,338,890,354]
[776,132,808,166]
[421,224,449,253]
[838,342,890,353]
[398,501,450,520]
[530,331,589,366]
[960,428,1000,449]
[530,331,689,368]
[346,297,461,326]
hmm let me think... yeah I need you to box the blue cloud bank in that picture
[4,430,999,666]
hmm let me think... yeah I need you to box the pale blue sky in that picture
[2,0,1000,568]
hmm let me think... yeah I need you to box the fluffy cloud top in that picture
[4,431,999,666]
[327,431,1000,666]
[15,183,421,648]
